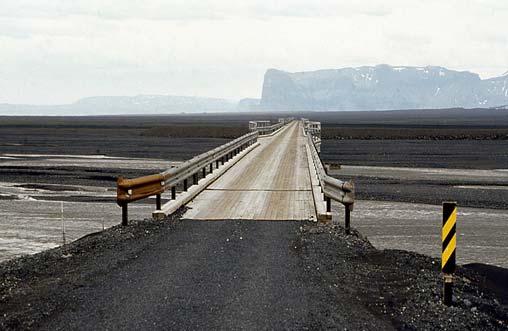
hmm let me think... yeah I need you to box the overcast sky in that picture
[1,0,507,104]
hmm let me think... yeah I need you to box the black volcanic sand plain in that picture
[1,109,508,207]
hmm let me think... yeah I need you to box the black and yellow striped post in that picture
[442,201,457,306]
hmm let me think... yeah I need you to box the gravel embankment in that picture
[299,225,508,330]
[0,214,507,330]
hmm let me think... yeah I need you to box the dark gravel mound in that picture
[0,209,187,330]
[463,263,508,305]
[299,225,508,330]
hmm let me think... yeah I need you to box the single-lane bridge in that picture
[117,119,354,226]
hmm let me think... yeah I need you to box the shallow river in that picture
[333,200,508,268]
[1,154,507,268]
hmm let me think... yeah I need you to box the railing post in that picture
[193,173,198,185]
[183,179,188,191]
[209,163,213,173]
[202,167,206,177]
[221,156,225,164]
[171,186,176,200]
[122,203,128,226]
[345,204,351,234]
[216,160,219,168]
[156,194,161,210]
[326,197,331,212]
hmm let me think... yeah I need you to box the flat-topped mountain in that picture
[259,65,508,111]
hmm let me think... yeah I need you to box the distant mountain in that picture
[259,65,508,111]
[0,95,236,116]
[2,66,508,116]
[236,98,261,112]
[73,95,236,114]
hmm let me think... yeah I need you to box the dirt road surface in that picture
[1,214,507,330]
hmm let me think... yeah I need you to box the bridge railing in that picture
[305,123,355,231]
[307,133,354,205]
[117,130,259,225]
[248,121,284,135]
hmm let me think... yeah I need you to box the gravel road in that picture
[1,213,506,330]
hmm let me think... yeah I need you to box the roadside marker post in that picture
[442,201,457,306]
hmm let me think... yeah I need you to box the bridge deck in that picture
[184,122,316,220]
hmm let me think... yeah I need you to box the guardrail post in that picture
[156,194,161,210]
[122,203,128,226]
[183,179,188,191]
[193,173,198,185]
[216,160,219,168]
[209,163,213,173]
[202,167,206,177]
[345,204,351,234]
[221,156,225,164]
[171,187,176,200]
[326,197,331,213]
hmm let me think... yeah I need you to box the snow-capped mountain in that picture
[259,65,508,110]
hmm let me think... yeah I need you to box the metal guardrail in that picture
[305,121,355,232]
[307,133,354,205]
[117,130,259,225]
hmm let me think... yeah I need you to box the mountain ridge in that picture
[0,95,236,116]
